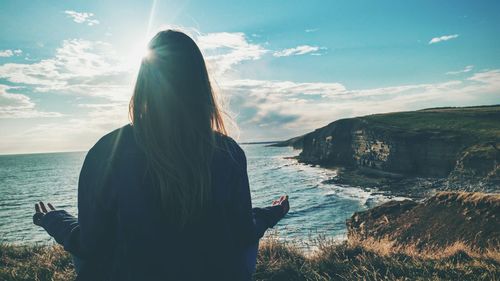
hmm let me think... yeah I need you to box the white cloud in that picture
[0,39,133,101]
[64,10,100,26]
[0,50,13,57]
[196,32,268,76]
[0,109,127,153]
[219,70,500,141]
[273,45,321,57]
[429,34,459,44]
[0,85,62,118]
[0,49,22,57]
[0,32,267,102]
[305,28,319,33]
[12,100,128,151]
[467,69,500,88]
[446,65,473,75]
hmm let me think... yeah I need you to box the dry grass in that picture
[347,191,500,250]
[348,236,500,261]
[0,244,75,281]
[255,237,500,281]
[437,191,500,206]
[1,239,499,281]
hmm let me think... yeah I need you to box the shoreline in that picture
[271,105,500,199]
[294,157,498,200]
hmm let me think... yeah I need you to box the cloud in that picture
[64,10,100,26]
[0,50,14,57]
[0,39,133,101]
[0,49,22,57]
[0,102,128,153]
[0,85,63,118]
[196,32,268,76]
[305,28,319,33]
[219,70,500,141]
[0,32,267,102]
[467,69,500,88]
[429,34,459,44]
[273,45,321,57]
[0,30,265,120]
[446,65,474,75]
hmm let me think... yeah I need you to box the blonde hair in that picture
[129,30,227,228]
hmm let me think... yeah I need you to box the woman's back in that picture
[78,124,252,280]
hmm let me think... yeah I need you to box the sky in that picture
[0,0,499,154]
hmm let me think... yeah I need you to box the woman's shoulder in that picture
[214,132,241,150]
[213,132,246,165]
[87,124,134,158]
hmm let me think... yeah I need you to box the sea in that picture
[0,144,403,245]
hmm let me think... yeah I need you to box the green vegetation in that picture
[361,105,500,141]
[1,239,498,281]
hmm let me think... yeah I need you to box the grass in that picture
[347,192,500,250]
[255,237,500,281]
[0,244,75,281]
[360,105,500,141]
[1,238,498,281]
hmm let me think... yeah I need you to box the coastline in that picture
[272,105,500,199]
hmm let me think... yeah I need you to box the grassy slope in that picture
[256,239,500,281]
[1,240,498,281]
[360,105,500,141]
[348,192,500,250]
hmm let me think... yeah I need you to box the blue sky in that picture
[0,0,499,154]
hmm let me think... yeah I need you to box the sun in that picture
[123,41,151,73]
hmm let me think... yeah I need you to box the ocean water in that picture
[0,144,399,244]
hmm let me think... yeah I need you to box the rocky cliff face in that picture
[346,192,500,249]
[277,106,500,190]
[298,118,471,178]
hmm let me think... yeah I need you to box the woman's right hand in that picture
[272,195,290,216]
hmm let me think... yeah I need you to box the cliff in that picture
[347,192,500,250]
[268,135,305,149]
[274,105,500,192]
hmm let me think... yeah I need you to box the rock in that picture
[298,118,471,177]
[268,135,305,149]
[346,192,500,250]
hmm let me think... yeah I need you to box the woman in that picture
[32,30,289,281]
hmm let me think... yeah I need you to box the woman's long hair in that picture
[129,30,227,229]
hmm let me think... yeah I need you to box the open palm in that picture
[33,201,56,227]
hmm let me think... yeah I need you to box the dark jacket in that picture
[40,124,283,281]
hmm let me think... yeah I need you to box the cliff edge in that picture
[273,105,500,194]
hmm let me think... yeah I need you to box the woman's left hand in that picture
[33,201,56,227]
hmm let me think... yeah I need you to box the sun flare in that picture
[123,41,151,72]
